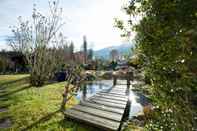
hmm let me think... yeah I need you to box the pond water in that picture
[128,91,144,118]
[75,80,113,100]
[75,80,148,119]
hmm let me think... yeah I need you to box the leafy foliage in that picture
[116,0,197,130]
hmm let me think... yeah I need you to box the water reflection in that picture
[128,91,143,118]
[82,84,87,100]
[75,80,149,120]
[75,80,113,100]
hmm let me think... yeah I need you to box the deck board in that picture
[102,91,126,96]
[95,94,127,102]
[98,92,128,98]
[64,85,129,131]
[72,105,122,121]
[90,97,127,105]
[65,109,120,131]
[89,99,126,109]
[80,101,124,114]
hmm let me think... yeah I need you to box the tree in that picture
[69,41,74,60]
[50,33,70,74]
[0,56,11,73]
[116,0,197,130]
[87,49,93,60]
[83,35,87,64]
[8,0,65,86]
[61,64,85,110]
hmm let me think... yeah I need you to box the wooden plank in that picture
[110,89,126,92]
[116,82,128,85]
[114,85,127,88]
[109,91,125,96]
[116,84,128,85]
[95,94,128,102]
[88,99,126,109]
[108,91,126,95]
[80,101,124,114]
[64,84,130,131]
[116,80,127,84]
[98,91,127,96]
[110,89,126,93]
[111,88,126,90]
[91,97,127,105]
[98,92,128,98]
[65,109,120,131]
[73,105,122,121]
[111,88,126,91]
[114,85,128,89]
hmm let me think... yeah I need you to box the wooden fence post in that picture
[61,85,69,111]
[113,75,117,86]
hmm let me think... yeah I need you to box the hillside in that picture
[94,43,134,59]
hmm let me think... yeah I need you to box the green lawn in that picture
[0,74,97,131]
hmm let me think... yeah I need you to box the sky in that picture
[0,0,133,51]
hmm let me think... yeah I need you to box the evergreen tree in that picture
[69,41,74,60]
[83,36,87,64]
[88,49,93,60]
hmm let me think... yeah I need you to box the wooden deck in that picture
[64,84,129,131]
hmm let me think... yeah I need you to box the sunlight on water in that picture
[75,80,145,119]
[76,80,113,100]
[128,90,143,118]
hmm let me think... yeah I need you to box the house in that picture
[74,51,85,64]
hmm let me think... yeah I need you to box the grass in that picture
[0,74,98,131]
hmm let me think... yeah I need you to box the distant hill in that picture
[94,43,134,59]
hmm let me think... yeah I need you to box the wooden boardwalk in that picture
[64,84,129,131]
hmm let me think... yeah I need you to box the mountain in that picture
[94,43,134,59]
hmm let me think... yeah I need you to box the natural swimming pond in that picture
[75,80,149,119]
[75,80,113,100]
